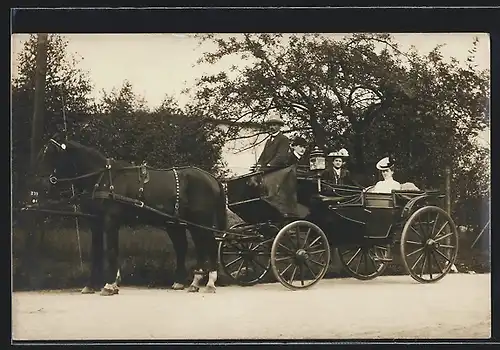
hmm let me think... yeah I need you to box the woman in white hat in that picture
[368,156,402,193]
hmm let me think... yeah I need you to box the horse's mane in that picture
[67,140,107,162]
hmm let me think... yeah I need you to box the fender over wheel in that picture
[271,220,331,290]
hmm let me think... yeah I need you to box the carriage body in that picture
[220,166,459,290]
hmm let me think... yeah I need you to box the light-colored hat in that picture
[328,148,349,158]
[376,157,394,170]
[264,110,284,125]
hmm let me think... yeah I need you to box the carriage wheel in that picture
[401,206,459,283]
[218,224,273,286]
[337,243,392,280]
[271,221,331,290]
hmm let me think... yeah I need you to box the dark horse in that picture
[30,135,227,295]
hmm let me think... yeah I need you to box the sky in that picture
[11,33,491,175]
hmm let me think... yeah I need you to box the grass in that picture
[12,210,490,291]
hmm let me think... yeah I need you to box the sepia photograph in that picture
[11,29,491,341]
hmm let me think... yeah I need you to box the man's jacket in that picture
[257,132,290,168]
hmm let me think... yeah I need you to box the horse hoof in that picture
[81,286,95,294]
[100,287,119,296]
[204,285,216,293]
[186,285,200,293]
[172,282,185,290]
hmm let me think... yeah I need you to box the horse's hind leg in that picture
[167,226,188,290]
[82,218,104,294]
[186,228,207,293]
[204,232,219,294]
[100,217,121,296]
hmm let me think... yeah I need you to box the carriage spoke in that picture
[275,256,293,262]
[278,242,294,254]
[430,213,439,237]
[417,219,428,239]
[252,256,270,271]
[304,260,317,278]
[224,256,243,268]
[302,228,311,249]
[307,236,321,249]
[347,248,362,266]
[438,244,455,249]
[308,257,327,268]
[434,247,452,263]
[406,240,423,245]
[340,249,353,256]
[406,246,424,258]
[410,225,424,240]
[251,238,274,250]
[289,266,298,284]
[308,249,327,255]
[234,260,245,278]
[427,251,433,280]
[367,250,378,272]
[411,250,425,271]
[432,222,450,240]
[300,264,305,286]
[354,252,363,273]
[434,231,454,243]
[419,252,428,277]
[280,263,293,276]
[430,249,445,274]
[362,250,370,274]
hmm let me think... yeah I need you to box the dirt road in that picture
[12,273,490,341]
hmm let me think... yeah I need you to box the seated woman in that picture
[367,157,402,193]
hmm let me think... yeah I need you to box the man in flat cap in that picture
[255,111,290,170]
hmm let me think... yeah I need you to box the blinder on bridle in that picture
[31,138,71,200]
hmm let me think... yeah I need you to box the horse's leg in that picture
[186,228,207,293]
[166,226,188,290]
[81,218,104,294]
[100,216,121,296]
[203,231,219,294]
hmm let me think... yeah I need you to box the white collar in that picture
[271,131,280,137]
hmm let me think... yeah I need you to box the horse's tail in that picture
[215,179,227,232]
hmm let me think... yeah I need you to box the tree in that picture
[74,81,227,177]
[12,34,95,206]
[190,33,489,188]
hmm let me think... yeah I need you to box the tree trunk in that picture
[25,33,48,290]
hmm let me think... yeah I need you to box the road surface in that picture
[12,273,490,340]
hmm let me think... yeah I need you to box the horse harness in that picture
[50,158,182,218]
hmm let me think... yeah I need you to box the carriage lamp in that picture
[309,146,326,171]
[309,146,326,191]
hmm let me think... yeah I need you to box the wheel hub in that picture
[425,238,440,248]
[295,249,309,261]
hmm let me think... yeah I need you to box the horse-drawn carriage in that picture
[219,161,459,290]
[22,136,459,293]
